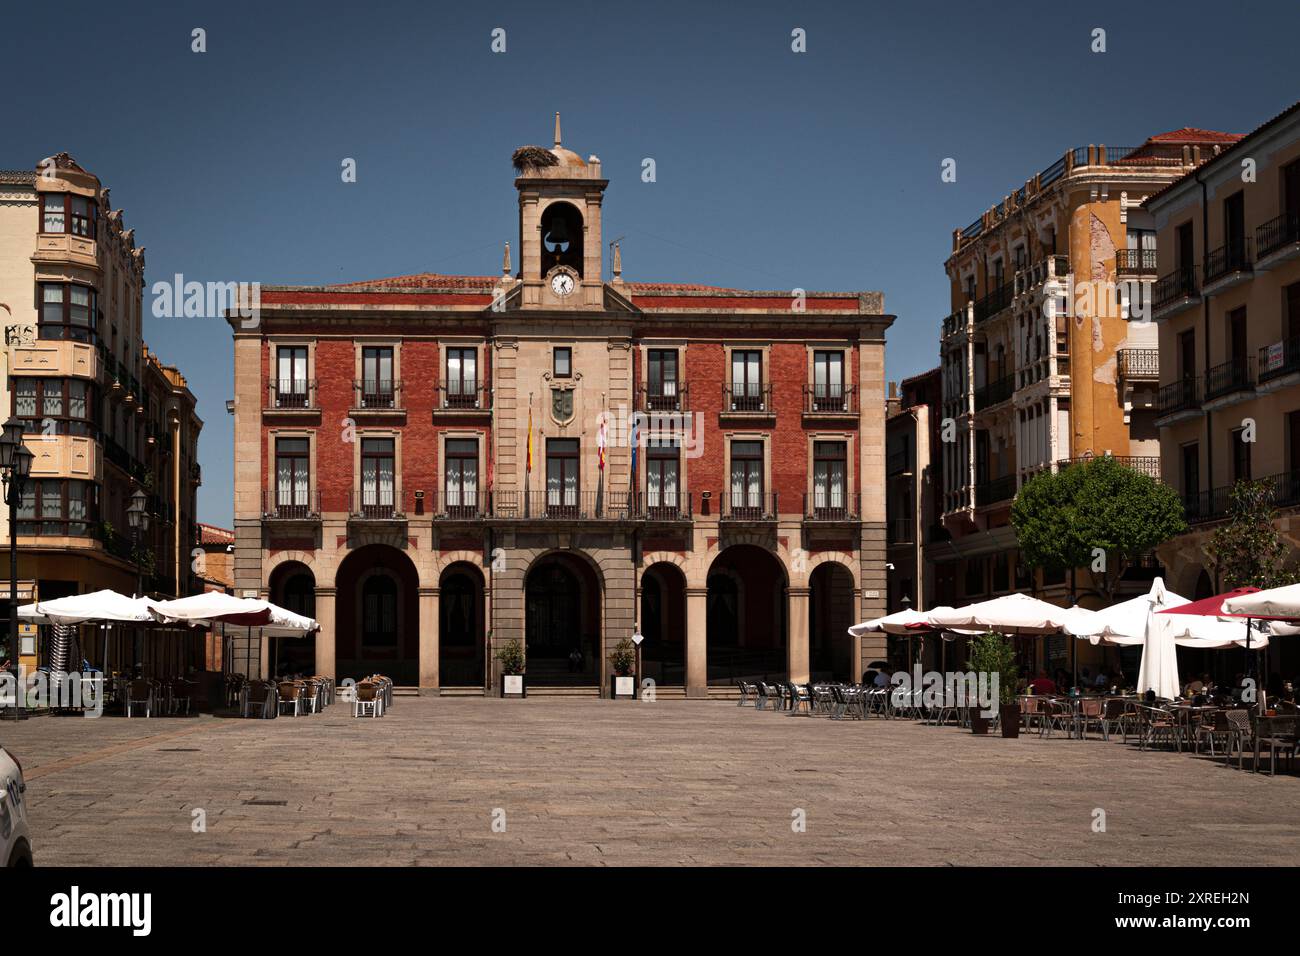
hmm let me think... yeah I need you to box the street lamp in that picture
[126,488,149,677]
[1,418,32,720]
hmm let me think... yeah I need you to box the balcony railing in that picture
[1257,212,1300,260]
[973,280,1015,324]
[637,383,689,413]
[1259,337,1300,383]
[262,490,321,521]
[633,491,693,522]
[431,490,490,520]
[720,492,779,521]
[348,487,406,521]
[1057,456,1161,480]
[1204,356,1254,401]
[887,517,915,544]
[1152,266,1199,311]
[1182,486,1233,525]
[802,384,858,414]
[975,475,1017,507]
[722,383,772,414]
[354,379,401,410]
[1155,377,1201,416]
[489,490,635,520]
[1204,237,1253,286]
[801,492,860,523]
[437,383,490,411]
[974,373,1015,411]
[1117,348,1159,379]
[268,379,317,410]
[1115,248,1158,276]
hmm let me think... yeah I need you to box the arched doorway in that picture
[524,551,601,686]
[440,562,485,686]
[335,544,420,685]
[269,561,316,677]
[809,562,855,682]
[706,545,787,684]
[640,562,686,686]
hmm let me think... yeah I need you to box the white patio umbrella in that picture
[1222,583,1300,621]
[152,592,319,678]
[928,593,1086,635]
[19,589,165,675]
[1062,577,1189,646]
[1137,600,1183,701]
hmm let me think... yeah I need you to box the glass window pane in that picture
[43,195,65,232]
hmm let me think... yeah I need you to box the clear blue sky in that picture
[3,0,1297,527]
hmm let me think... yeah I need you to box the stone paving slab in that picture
[3,698,1298,866]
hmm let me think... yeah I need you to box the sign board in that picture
[1263,341,1285,375]
[864,590,881,599]
[19,623,36,637]
[632,633,644,645]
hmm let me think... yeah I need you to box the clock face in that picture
[550,272,575,297]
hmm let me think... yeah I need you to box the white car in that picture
[0,745,31,867]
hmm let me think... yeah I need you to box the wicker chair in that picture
[277,681,303,717]
[240,681,278,719]
[353,681,382,717]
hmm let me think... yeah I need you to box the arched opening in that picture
[268,561,316,677]
[1193,569,1214,600]
[335,544,420,685]
[706,545,787,685]
[539,201,584,278]
[809,562,855,682]
[524,551,602,686]
[440,562,485,686]
[640,562,686,686]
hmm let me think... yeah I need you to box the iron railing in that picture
[437,383,490,411]
[1117,348,1159,378]
[1257,212,1300,259]
[489,490,635,520]
[801,492,860,522]
[720,492,779,521]
[1156,377,1201,416]
[1204,356,1254,400]
[262,489,321,520]
[1204,237,1253,285]
[348,486,406,520]
[722,383,772,413]
[1152,266,1199,311]
[268,379,316,409]
[802,383,858,414]
[1115,249,1158,275]
[354,379,401,409]
[637,382,689,413]
[1259,337,1300,383]
[975,475,1017,507]
[974,373,1015,411]
[1057,456,1161,480]
[974,280,1015,324]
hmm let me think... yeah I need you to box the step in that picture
[525,686,601,697]
[438,686,486,697]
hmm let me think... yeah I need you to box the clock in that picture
[550,271,575,297]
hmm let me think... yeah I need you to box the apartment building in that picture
[229,118,894,695]
[1148,102,1300,622]
[0,154,201,665]
[933,130,1240,673]
[885,368,940,620]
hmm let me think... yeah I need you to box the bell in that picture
[545,217,570,248]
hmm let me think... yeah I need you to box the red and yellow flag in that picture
[526,406,534,472]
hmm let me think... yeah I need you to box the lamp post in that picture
[126,488,148,678]
[900,594,913,669]
[1,418,32,720]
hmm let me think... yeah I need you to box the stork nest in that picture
[512,146,559,172]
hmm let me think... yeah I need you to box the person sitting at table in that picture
[1185,675,1205,696]
[872,667,892,688]
[1027,670,1056,694]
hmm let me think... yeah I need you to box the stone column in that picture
[314,587,336,679]
[850,588,863,683]
[418,586,440,695]
[686,586,708,698]
[787,586,811,683]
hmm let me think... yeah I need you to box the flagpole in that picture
[525,393,533,518]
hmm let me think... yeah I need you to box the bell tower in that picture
[512,114,608,310]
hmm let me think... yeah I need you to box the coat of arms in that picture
[551,386,574,425]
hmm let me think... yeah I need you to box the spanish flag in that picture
[526,406,534,473]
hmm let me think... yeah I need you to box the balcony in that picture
[351,379,404,420]
[801,492,860,526]
[1203,356,1254,405]
[1203,237,1253,293]
[1182,486,1232,526]
[1057,456,1160,480]
[1117,348,1159,380]
[1155,377,1202,422]
[189,461,202,484]
[265,379,319,420]
[973,280,1015,324]
[974,373,1015,412]
[720,492,779,523]
[433,384,491,417]
[430,490,489,522]
[262,490,321,525]
[887,517,915,545]
[1256,212,1300,269]
[1152,266,1200,319]
[1258,337,1300,387]
[488,490,636,522]
[1115,249,1158,278]
[802,384,858,417]
[720,383,773,417]
[975,475,1017,507]
[348,487,407,524]
[637,383,689,414]
[633,492,693,524]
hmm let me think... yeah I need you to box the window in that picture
[553,347,572,378]
[16,479,97,537]
[646,438,680,516]
[812,351,846,411]
[70,195,94,237]
[729,350,763,411]
[12,378,96,436]
[38,283,97,343]
[41,194,65,233]
[729,440,764,515]
[360,347,394,408]
[445,438,479,515]
[1181,442,1200,505]
[274,438,311,517]
[445,347,478,408]
[1230,428,1251,483]
[646,349,679,410]
[275,347,309,407]
[812,441,848,517]
[39,192,95,237]
[545,438,579,513]
[361,574,398,649]
[360,437,396,517]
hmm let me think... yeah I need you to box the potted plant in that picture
[495,639,526,698]
[966,631,1020,738]
[609,638,636,699]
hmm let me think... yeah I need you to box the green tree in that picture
[1206,478,1296,590]
[1011,456,1187,601]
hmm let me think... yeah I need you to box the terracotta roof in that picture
[329,273,497,290]
[1144,128,1243,144]
[197,523,234,546]
[623,281,748,294]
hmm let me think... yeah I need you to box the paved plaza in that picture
[5,698,1299,866]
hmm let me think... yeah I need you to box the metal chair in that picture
[353,682,382,717]
[125,679,155,718]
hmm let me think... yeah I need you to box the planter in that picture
[501,674,526,698]
[969,706,991,735]
[1000,703,1021,738]
[610,675,635,699]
